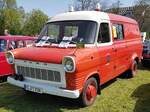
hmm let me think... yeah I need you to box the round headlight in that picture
[5,51,14,64]
[62,56,75,73]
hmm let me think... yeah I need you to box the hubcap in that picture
[86,83,97,102]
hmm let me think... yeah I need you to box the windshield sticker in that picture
[58,36,73,48]
[36,36,50,46]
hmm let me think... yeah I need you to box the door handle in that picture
[106,54,111,63]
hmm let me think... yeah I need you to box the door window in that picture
[9,41,17,50]
[97,23,110,43]
[17,41,25,48]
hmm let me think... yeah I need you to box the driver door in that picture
[97,22,116,84]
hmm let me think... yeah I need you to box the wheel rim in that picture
[86,82,97,102]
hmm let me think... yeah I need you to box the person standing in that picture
[4,29,11,36]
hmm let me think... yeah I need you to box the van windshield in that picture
[0,39,7,52]
[37,21,97,45]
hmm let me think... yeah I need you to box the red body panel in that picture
[13,47,76,64]
[0,36,35,77]
[0,52,14,75]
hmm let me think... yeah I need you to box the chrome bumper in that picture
[7,77,80,99]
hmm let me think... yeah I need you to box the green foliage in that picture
[3,8,22,35]
[23,10,48,36]
[0,10,5,35]
[0,0,17,9]
[0,0,48,36]
[75,0,101,11]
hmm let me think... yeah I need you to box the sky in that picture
[16,0,136,17]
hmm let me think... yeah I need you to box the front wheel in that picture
[79,77,98,107]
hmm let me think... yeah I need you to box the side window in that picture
[113,24,124,40]
[26,40,34,47]
[26,40,34,45]
[0,39,7,52]
[9,41,17,50]
[98,23,110,43]
[17,41,25,48]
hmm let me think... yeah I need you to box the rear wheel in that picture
[79,77,98,107]
[127,60,138,78]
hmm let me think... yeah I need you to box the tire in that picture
[79,77,98,107]
[0,76,7,83]
[127,60,138,78]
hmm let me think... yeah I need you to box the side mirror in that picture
[76,38,85,48]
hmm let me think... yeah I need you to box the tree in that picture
[0,9,5,35]
[0,0,17,9]
[133,0,150,32]
[23,9,48,36]
[3,8,22,35]
[110,0,123,14]
[0,0,22,35]
[74,0,100,11]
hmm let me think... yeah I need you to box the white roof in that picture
[48,11,109,23]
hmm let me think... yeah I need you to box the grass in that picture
[0,65,150,112]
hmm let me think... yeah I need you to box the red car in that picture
[0,36,35,80]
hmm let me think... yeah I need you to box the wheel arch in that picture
[131,53,140,65]
[84,71,101,94]
[135,57,139,64]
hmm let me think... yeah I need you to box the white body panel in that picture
[49,11,110,23]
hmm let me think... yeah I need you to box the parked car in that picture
[142,39,150,67]
[6,10,142,106]
[141,32,147,42]
[0,36,35,80]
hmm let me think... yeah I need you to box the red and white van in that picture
[6,10,142,106]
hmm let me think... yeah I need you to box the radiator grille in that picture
[16,66,61,82]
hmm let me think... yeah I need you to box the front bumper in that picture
[7,77,80,99]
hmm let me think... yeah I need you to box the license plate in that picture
[24,85,43,93]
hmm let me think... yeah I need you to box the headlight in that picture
[5,51,14,64]
[62,56,75,73]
